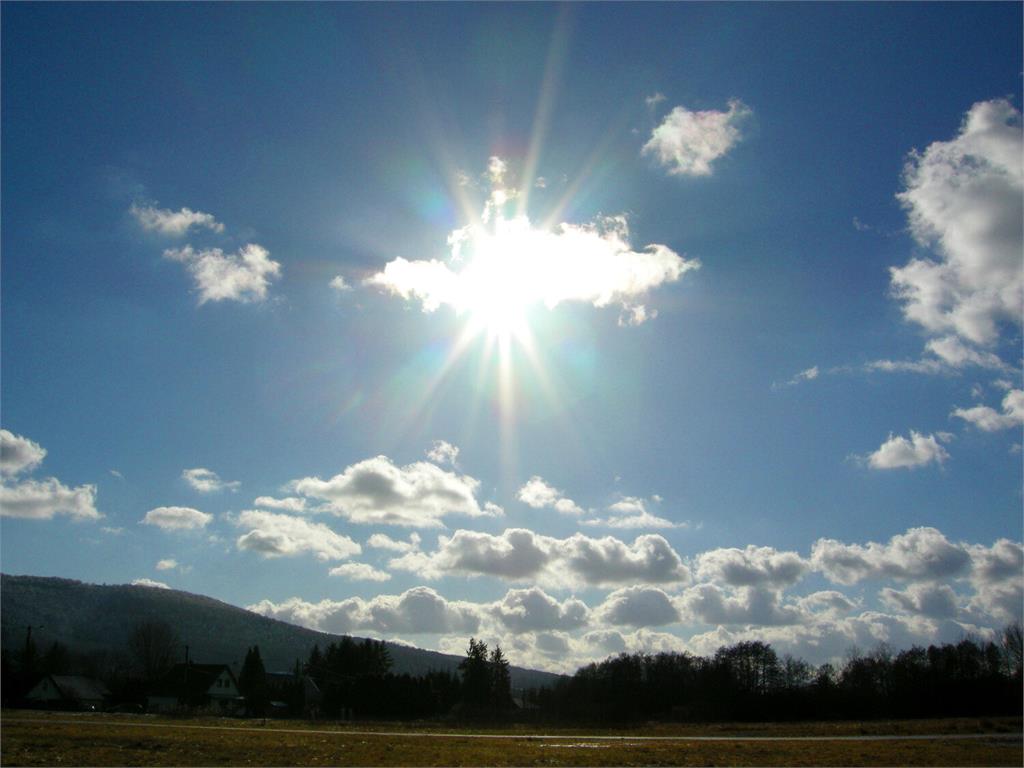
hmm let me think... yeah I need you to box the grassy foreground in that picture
[1,710,1020,766]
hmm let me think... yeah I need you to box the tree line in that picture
[4,619,1021,723]
[527,626,1023,723]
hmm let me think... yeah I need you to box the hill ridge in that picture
[0,573,561,689]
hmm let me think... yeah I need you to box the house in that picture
[26,675,110,711]
[147,662,243,715]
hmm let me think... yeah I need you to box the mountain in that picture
[0,574,562,690]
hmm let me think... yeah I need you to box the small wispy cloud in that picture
[131,203,224,236]
[182,468,240,494]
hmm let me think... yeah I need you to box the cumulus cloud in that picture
[794,590,859,617]
[966,539,1024,624]
[594,586,681,627]
[391,528,690,588]
[0,430,46,477]
[680,584,803,627]
[330,275,352,292]
[234,509,360,561]
[890,99,1022,353]
[130,203,224,236]
[0,477,101,520]
[880,583,960,619]
[952,388,1024,431]
[252,495,307,513]
[291,455,499,527]
[865,430,950,470]
[163,243,281,304]
[810,527,971,585]
[367,532,421,553]
[488,587,590,632]
[182,467,240,493]
[328,562,392,582]
[425,440,459,467]
[131,578,171,590]
[517,476,584,516]
[642,99,752,176]
[367,160,697,326]
[155,558,178,571]
[695,545,808,588]
[248,586,481,636]
[141,506,213,531]
[584,496,680,529]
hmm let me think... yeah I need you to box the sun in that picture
[457,219,537,343]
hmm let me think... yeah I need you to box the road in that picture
[3,716,1021,742]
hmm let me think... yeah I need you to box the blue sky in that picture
[2,3,1021,671]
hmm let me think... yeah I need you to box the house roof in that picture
[39,675,110,702]
[149,663,237,699]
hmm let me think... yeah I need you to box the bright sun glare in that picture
[458,219,538,342]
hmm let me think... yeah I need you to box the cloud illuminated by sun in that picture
[366,157,699,343]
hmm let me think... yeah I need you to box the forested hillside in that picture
[0,574,560,689]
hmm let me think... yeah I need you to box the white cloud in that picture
[966,539,1024,624]
[924,336,1009,370]
[865,430,950,470]
[131,578,171,590]
[642,99,752,177]
[248,586,481,636]
[695,545,808,588]
[291,455,499,527]
[680,584,803,627]
[880,583,960,619]
[328,562,392,582]
[517,476,584,516]
[488,587,590,632]
[182,467,240,493]
[367,532,421,553]
[594,586,680,627]
[234,509,361,561]
[0,477,101,520]
[330,275,352,292]
[645,92,666,108]
[367,160,698,327]
[391,528,691,588]
[0,430,46,477]
[252,495,307,513]
[155,558,178,571]
[425,440,459,467]
[130,203,224,236]
[141,506,213,531]
[890,99,1022,350]
[163,243,281,304]
[583,496,680,529]
[952,388,1024,431]
[794,590,859,617]
[810,527,972,585]
[101,526,125,535]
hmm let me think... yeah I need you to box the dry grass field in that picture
[1,710,1020,766]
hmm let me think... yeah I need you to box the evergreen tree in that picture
[458,638,490,713]
[238,645,269,717]
[489,645,513,711]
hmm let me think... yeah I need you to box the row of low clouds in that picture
[245,524,1021,671]
[4,427,1017,669]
